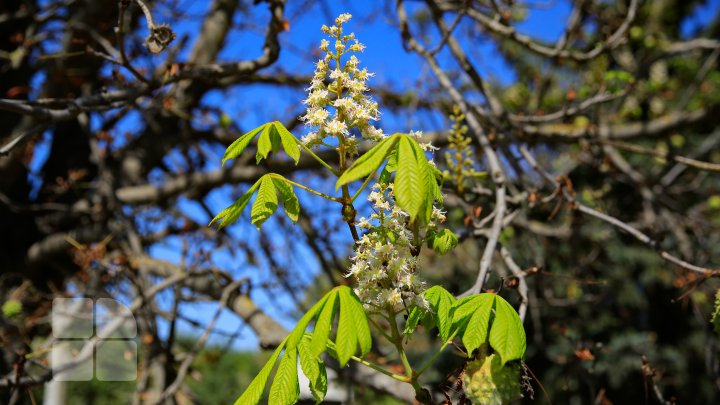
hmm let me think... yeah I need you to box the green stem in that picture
[385,309,430,397]
[351,170,377,202]
[296,139,339,176]
[349,355,409,382]
[388,312,414,379]
[367,315,394,343]
[269,175,342,203]
[415,328,460,377]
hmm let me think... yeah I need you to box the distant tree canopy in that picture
[1,0,719,404]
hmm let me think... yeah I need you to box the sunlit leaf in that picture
[287,294,328,350]
[336,135,399,189]
[268,346,299,405]
[424,286,456,341]
[222,124,266,166]
[336,287,359,366]
[394,136,426,220]
[489,295,526,365]
[209,179,261,228]
[233,339,286,405]
[344,288,372,356]
[250,176,278,228]
[256,123,280,164]
[310,291,338,357]
[273,121,301,164]
[272,177,300,222]
[430,229,458,255]
[454,294,495,355]
[298,338,327,404]
[403,306,424,336]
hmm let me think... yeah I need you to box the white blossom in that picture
[300,13,383,148]
[336,13,352,24]
[325,119,348,135]
[347,183,439,313]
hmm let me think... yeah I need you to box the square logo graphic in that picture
[50,298,138,382]
[51,298,94,339]
[50,340,93,382]
[95,341,138,381]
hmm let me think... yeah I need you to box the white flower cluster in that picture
[348,183,430,313]
[300,14,385,150]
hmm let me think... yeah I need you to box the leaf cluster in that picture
[235,286,371,405]
[405,286,526,366]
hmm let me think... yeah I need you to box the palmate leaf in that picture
[421,159,443,220]
[346,288,372,356]
[489,295,527,365]
[233,287,373,405]
[452,294,527,362]
[212,174,301,230]
[336,135,399,189]
[221,121,301,167]
[451,294,486,327]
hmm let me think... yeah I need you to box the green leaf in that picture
[403,306,423,336]
[209,179,261,228]
[335,292,357,367]
[323,339,339,362]
[451,295,485,328]
[336,135,399,189]
[250,176,278,228]
[335,286,372,366]
[222,124,266,166]
[234,339,286,405]
[422,160,443,219]
[459,294,495,355]
[310,291,338,357]
[312,361,327,403]
[287,294,328,350]
[345,288,372,356]
[273,121,301,164]
[395,136,427,220]
[298,338,327,404]
[378,149,398,185]
[430,229,458,255]
[424,286,456,341]
[272,177,300,222]
[489,295,526,365]
[411,139,442,222]
[268,346,299,405]
[256,124,276,164]
[712,290,720,335]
